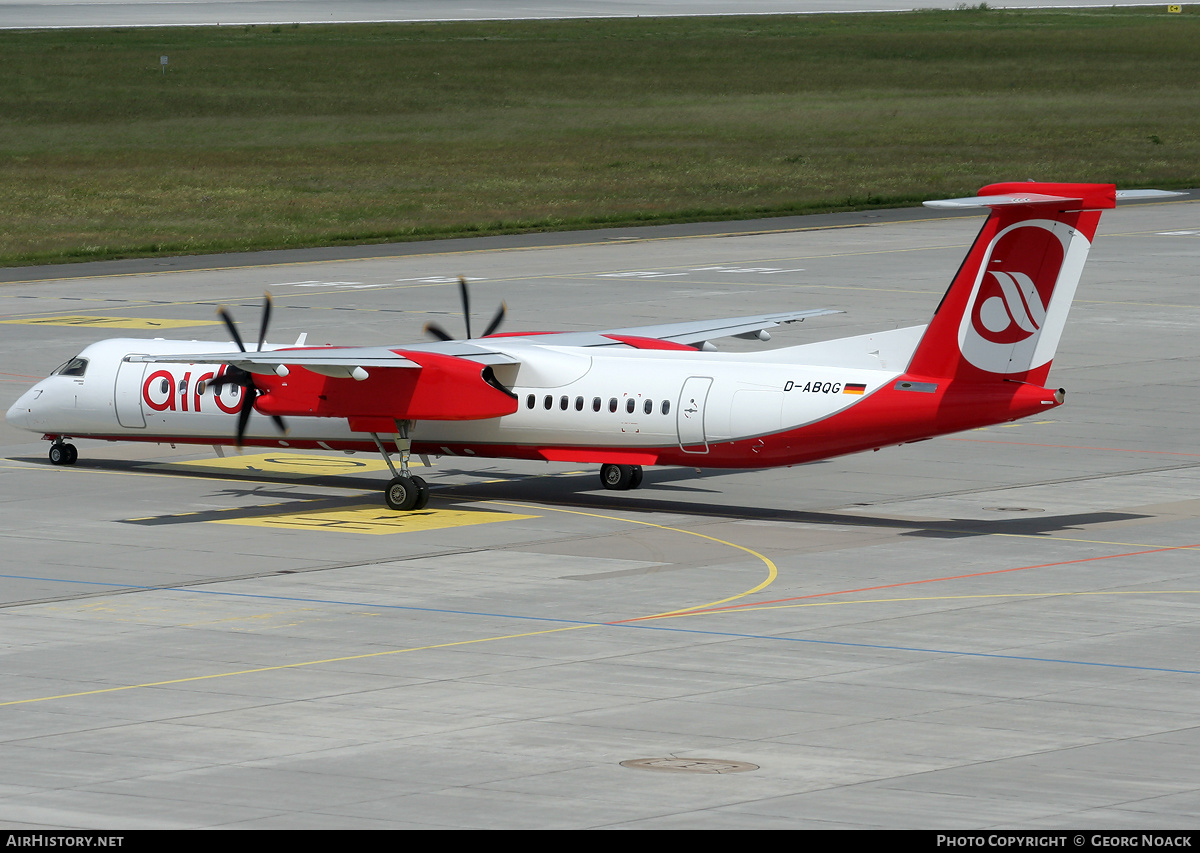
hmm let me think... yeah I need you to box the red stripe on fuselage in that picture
[70,378,1060,469]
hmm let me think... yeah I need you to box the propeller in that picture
[424,277,506,342]
[209,293,287,447]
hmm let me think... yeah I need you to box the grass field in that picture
[1,8,1197,266]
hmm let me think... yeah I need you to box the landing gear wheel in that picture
[412,475,430,510]
[384,476,419,511]
[600,463,634,491]
[629,465,643,490]
[49,443,77,466]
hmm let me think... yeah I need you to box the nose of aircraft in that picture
[6,384,44,431]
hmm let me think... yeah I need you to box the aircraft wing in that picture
[499,308,842,349]
[131,308,839,370]
[126,344,513,375]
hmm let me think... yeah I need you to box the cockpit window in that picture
[51,357,88,377]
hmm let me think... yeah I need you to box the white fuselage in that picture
[7,329,923,460]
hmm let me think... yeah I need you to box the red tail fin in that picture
[906,182,1114,386]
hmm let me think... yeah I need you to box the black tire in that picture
[412,476,430,510]
[629,465,643,490]
[384,476,419,511]
[63,443,78,465]
[600,463,633,491]
[49,444,69,466]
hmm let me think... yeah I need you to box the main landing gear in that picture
[48,439,78,466]
[600,463,643,491]
[384,474,429,512]
[370,421,430,511]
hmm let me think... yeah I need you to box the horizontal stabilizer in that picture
[1115,189,1187,201]
[924,193,1083,210]
[926,186,1185,211]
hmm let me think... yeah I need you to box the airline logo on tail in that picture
[957,218,1090,376]
[975,268,1045,339]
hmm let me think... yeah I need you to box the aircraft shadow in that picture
[432,472,1150,540]
[13,454,1150,538]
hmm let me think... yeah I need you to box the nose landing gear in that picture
[48,439,78,466]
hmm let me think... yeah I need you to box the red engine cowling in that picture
[253,350,518,428]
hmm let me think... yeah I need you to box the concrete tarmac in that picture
[1,198,1198,828]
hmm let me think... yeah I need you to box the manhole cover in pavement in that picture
[620,758,758,774]
[984,506,1045,513]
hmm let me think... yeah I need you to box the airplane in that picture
[6,182,1180,511]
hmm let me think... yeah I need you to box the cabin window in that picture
[178,378,188,394]
[626,398,636,414]
[160,377,170,395]
[560,395,569,411]
[593,397,601,412]
[608,397,618,413]
[643,399,653,415]
[661,400,670,415]
[575,396,584,411]
[526,394,535,409]
[544,395,553,410]
[52,357,89,377]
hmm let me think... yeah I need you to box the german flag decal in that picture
[843,383,867,395]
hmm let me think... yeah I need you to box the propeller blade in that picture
[235,386,256,447]
[482,301,507,338]
[424,322,455,342]
[427,278,506,341]
[458,276,472,340]
[256,292,272,353]
[271,415,288,434]
[209,366,250,392]
[217,306,248,353]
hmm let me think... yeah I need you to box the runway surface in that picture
[0,1,1168,29]
[1,198,1198,828]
